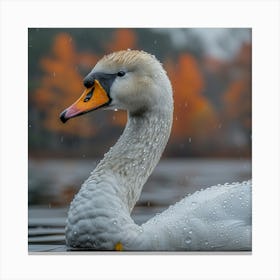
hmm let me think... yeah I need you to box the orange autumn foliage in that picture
[105,29,137,53]
[166,54,218,141]
[223,43,252,129]
[33,30,250,151]
[34,33,98,137]
[223,79,251,129]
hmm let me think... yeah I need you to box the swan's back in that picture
[141,181,252,251]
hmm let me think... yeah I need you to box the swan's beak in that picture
[60,80,110,123]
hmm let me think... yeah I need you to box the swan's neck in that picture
[66,105,173,249]
[91,107,172,211]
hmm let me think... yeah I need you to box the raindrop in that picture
[188,230,192,235]
[60,136,64,143]
[53,72,56,77]
[127,48,131,51]
[188,137,192,143]
[28,124,32,128]
[204,241,209,246]
[183,227,187,231]
[74,231,77,235]
[154,40,157,45]
[185,237,192,244]
[48,203,52,208]
[114,109,118,112]
[147,201,151,207]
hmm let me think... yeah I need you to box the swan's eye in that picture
[117,71,126,77]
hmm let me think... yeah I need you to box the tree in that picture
[34,33,98,137]
[166,54,218,143]
[223,43,252,145]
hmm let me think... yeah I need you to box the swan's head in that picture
[60,50,172,123]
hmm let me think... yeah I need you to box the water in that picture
[28,158,251,252]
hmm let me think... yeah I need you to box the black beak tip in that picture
[60,110,69,123]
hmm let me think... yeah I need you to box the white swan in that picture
[60,50,252,251]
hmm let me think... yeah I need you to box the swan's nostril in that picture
[83,87,94,102]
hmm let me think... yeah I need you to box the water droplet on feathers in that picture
[185,237,192,244]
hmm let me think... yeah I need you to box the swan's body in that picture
[60,50,252,251]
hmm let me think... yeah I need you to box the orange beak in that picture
[60,80,110,123]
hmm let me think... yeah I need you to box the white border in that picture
[1,0,279,280]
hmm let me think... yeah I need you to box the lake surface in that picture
[28,158,251,252]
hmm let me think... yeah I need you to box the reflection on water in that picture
[28,158,251,252]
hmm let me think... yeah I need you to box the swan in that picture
[60,50,252,251]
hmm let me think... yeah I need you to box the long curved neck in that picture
[66,101,173,249]
[91,106,173,211]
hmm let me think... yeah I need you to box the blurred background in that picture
[28,28,252,251]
